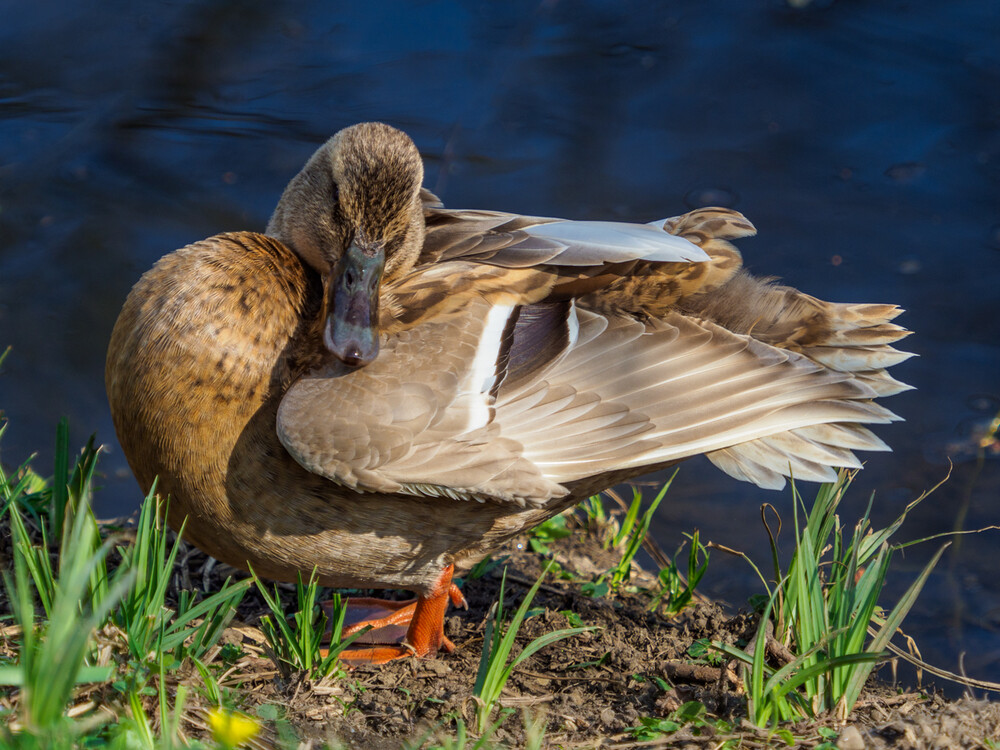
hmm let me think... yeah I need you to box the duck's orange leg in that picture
[330,565,467,665]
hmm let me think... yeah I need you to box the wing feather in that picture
[278,294,908,504]
[422,207,709,268]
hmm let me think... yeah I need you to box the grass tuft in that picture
[713,471,947,724]
[113,489,249,673]
[649,529,709,616]
[0,418,249,747]
[0,456,135,744]
[472,561,597,733]
[251,567,364,679]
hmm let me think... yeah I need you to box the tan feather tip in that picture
[803,345,916,372]
[662,208,757,241]
[853,370,916,397]
[841,303,907,325]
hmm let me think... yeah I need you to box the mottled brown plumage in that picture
[106,122,912,662]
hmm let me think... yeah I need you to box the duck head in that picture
[267,122,426,367]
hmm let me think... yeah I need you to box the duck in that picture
[106,122,912,664]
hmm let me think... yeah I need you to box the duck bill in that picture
[324,242,385,367]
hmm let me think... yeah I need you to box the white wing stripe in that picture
[463,303,514,432]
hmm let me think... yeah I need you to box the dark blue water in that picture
[2,1,998,693]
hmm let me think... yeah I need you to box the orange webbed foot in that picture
[324,565,463,666]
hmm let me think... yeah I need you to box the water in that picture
[1,1,998,693]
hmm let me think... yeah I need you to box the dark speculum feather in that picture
[495,301,572,395]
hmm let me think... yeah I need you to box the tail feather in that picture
[711,439,843,487]
[703,447,790,489]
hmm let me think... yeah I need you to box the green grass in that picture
[712,471,947,725]
[250,567,364,679]
[0,420,248,747]
[604,474,675,589]
[524,513,572,555]
[0,451,135,745]
[626,700,734,743]
[0,428,48,521]
[117,662,192,750]
[114,491,250,673]
[472,561,596,733]
[649,529,709,616]
[577,471,678,599]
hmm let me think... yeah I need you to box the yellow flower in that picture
[208,708,261,748]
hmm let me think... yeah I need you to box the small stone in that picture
[655,692,682,714]
[422,659,450,676]
[837,724,866,750]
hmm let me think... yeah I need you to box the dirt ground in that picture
[205,521,1000,749]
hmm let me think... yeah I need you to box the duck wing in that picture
[279,199,909,503]
[277,288,907,505]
